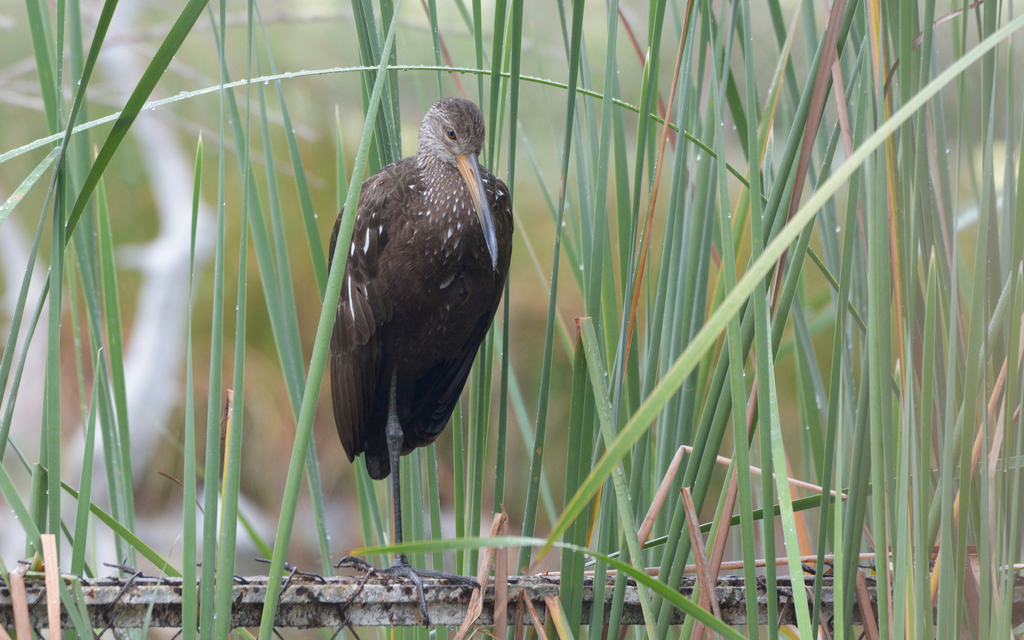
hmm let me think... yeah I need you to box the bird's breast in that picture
[376,199,504,365]
[392,191,496,275]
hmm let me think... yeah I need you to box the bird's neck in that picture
[416,156,471,207]
[416,153,453,175]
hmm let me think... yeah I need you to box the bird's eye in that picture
[446,127,457,140]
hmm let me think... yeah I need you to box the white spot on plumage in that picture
[439,272,456,289]
[346,279,356,321]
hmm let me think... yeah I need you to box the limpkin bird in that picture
[329,97,513,620]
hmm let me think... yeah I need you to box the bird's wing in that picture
[403,308,497,448]
[329,174,391,463]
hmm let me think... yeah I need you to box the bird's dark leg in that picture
[336,370,480,626]
[385,369,408,564]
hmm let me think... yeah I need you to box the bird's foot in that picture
[335,554,479,625]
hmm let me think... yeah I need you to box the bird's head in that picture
[418,97,500,270]
[417,97,487,163]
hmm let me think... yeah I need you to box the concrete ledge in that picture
[1,572,1020,630]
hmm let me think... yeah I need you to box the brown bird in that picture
[329,97,513,620]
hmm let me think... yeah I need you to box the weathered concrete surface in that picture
[1,572,1020,630]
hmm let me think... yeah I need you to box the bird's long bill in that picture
[456,152,500,270]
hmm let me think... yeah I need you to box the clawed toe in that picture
[335,555,376,573]
[336,555,480,625]
[415,570,479,591]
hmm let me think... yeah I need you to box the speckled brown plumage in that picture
[328,97,513,481]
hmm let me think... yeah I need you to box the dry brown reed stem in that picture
[856,569,880,640]
[681,444,848,498]
[7,562,30,639]
[637,446,686,547]
[513,591,526,640]
[42,534,61,636]
[456,511,510,640]
[522,590,549,640]
[681,487,722,640]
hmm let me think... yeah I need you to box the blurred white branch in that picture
[66,0,215,495]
